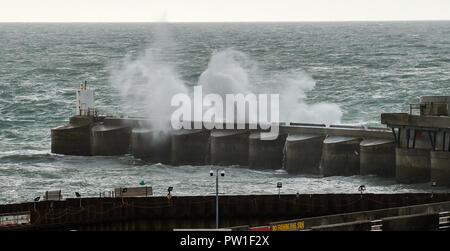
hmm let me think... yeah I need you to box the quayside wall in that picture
[1,193,450,231]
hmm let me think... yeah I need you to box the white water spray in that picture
[197,49,342,126]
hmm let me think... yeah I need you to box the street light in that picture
[277,182,282,198]
[210,169,225,229]
[167,186,173,200]
[358,185,366,194]
[431,181,437,197]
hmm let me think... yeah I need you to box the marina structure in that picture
[50,84,450,186]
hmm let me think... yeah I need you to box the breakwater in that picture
[51,116,396,179]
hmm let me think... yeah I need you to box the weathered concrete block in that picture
[171,129,210,165]
[395,148,430,184]
[322,136,362,177]
[360,139,395,177]
[210,130,249,166]
[131,128,171,164]
[285,134,325,175]
[69,115,96,125]
[51,123,92,156]
[91,124,131,155]
[248,132,288,170]
[431,151,450,187]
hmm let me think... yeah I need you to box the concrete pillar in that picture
[360,139,395,177]
[131,128,171,164]
[51,123,92,156]
[322,136,362,177]
[285,134,324,175]
[51,116,95,156]
[171,129,210,165]
[395,148,430,184]
[431,151,450,187]
[248,132,288,170]
[210,130,249,166]
[91,124,131,155]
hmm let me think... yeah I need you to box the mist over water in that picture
[1,22,450,204]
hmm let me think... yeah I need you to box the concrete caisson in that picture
[171,129,210,165]
[322,136,362,177]
[395,148,430,184]
[91,124,132,155]
[248,132,288,170]
[285,134,324,175]
[51,123,92,156]
[131,128,171,164]
[360,139,395,177]
[51,116,95,156]
[210,130,249,166]
[430,151,450,187]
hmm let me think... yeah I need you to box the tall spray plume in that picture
[197,48,342,126]
[109,24,188,137]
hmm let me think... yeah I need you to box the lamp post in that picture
[210,169,225,229]
[167,186,173,200]
[431,181,437,197]
[277,182,282,198]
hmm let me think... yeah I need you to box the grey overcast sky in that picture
[1,0,450,22]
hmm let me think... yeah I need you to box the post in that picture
[216,169,219,229]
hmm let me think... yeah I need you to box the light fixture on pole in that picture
[210,169,225,229]
[75,192,82,207]
[358,185,366,194]
[277,182,282,198]
[431,181,437,197]
[167,186,173,200]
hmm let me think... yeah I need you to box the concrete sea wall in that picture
[51,115,450,186]
[2,194,450,231]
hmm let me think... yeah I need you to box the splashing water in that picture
[197,48,343,125]
[109,26,188,133]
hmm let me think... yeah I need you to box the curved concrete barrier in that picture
[395,148,430,184]
[360,139,395,177]
[285,134,325,174]
[91,124,131,155]
[210,130,249,166]
[248,132,288,170]
[431,151,450,187]
[171,129,210,165]
[131,128,171,164]
[51,123,92,156]
[322,136,362,177]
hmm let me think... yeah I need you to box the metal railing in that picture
[439,211,450,231]
[79,108,99,117]
[370,219,383,231]
[401,104,421,115]
[409,104,421,115]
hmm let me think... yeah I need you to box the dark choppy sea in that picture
[1,22,450,204]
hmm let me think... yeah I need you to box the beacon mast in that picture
[76,81,96,116]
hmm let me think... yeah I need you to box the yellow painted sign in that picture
[271,221,305,231]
